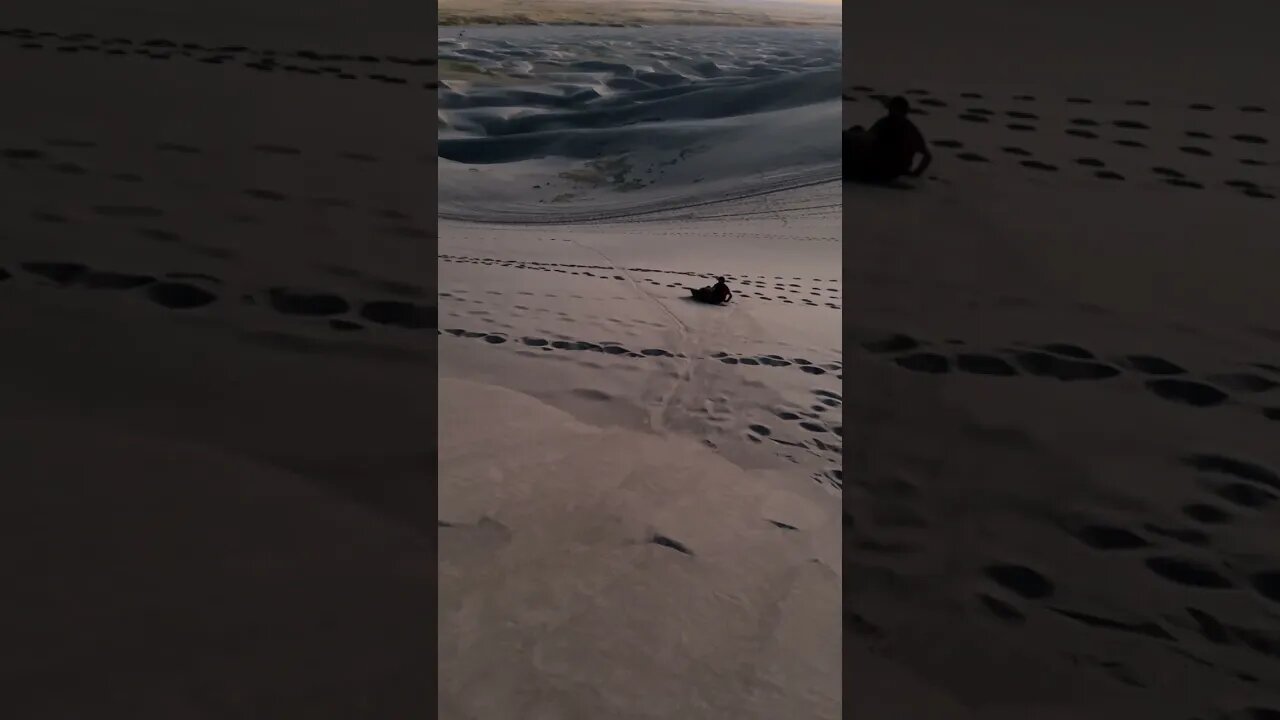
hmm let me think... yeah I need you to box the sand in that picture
[440,0,841,28]
[438,21,842,719]
[2,1,435,716]
[846,1,1280,717]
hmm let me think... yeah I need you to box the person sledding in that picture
[689,276,732,305]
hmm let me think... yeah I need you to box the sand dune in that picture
[439,26,839,223]
[440,0,841,28]
[438,21,841,719]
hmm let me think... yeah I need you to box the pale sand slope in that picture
[439,23,841,717]
[439,377,838,719]
[438,185,842,718]
[1,3,434,716]
[846,2,1280,718]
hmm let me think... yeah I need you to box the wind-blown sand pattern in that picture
[846,2,1280,718]
[439,26,840,222]
[1,1,434,716]
[439,23,841,720]
[439,0,842,28]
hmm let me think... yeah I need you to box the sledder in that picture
[844,96,933,184]
[689,276,733,305]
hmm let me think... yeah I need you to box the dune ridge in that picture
[439,26,839,223]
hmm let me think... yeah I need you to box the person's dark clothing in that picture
[691,280,732,304]
[844,113,930,183]
[869,115,927,178]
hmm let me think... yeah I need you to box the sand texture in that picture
[440,0,840,28]
[2,1,435,716]
[439,22,842,720]
[845,1,1280,717]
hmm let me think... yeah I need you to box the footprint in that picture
[985,564,1054,600]
[863,334,919,353]
[1144,556,1233,588]
[1122,355,1185,375]
[1225,179,1259,190]
[22,261,86,284]
[146,282,217,309]
[1145,379,1227,407]
[1013,351,1118,381]
[894,353,950,374]
[1038,343,1094,359]
[1251,572,1280,604]
[1020,160,1058,172]
[1233,134,1268,145]
[1210,481,1276,509]
[326,318,362,332]
[1095,171,1125,180]
[267,288,349,316]
[1186,607,1231,644]
[1066,129,1099,139]
[955,353,1017,376]
[1070,524,1150,550]
[1181,454,1280,491]
[957,152,989,163]
[1182,503,1233,525]
[360,300,434,329]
